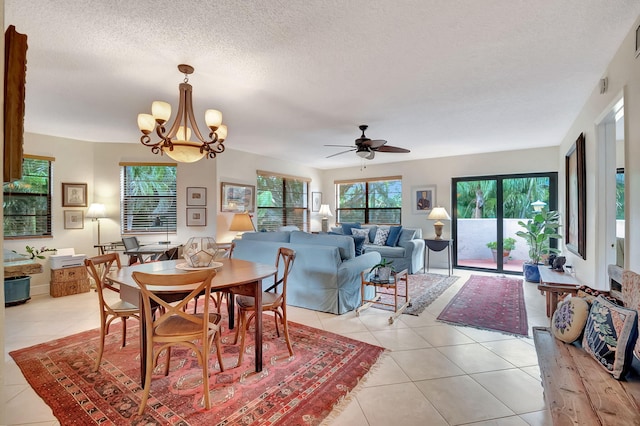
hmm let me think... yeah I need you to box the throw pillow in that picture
[341,222,361,237]
[352,235,366,256]
[621,270,640,360]
[386,225,403,247]
[351,228,370,244]
[582,295,638,380]
[373,228,389,246]
[551,296,589,343]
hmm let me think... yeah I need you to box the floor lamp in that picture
[318,204,333,233]
[87,203,106,246]
[154,216,171,244]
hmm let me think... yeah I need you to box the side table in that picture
[356,268,410,324]
[537,265,581,317]
[424,238,453,276]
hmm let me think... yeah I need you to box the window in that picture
[120,163,177,234]
[336,176,402,224]
[3,155,53,238]
[257,171,309,231]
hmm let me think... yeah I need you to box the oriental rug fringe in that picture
[10,313,386,425]
[436,274,529,337]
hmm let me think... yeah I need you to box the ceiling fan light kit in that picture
[137,64,228,163]
[326,124,410,161]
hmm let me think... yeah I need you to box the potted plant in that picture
[515,210,562,282]
[371,258,395,281]
[486,237,516,263]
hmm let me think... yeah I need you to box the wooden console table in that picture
[537,265,581,318]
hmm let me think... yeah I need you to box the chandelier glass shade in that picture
[137,64,228,163]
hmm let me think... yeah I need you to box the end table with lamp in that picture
[425,206,453,276]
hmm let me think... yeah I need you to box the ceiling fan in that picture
[325,125,410,160]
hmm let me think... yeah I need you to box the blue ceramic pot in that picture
[523,263,541,283]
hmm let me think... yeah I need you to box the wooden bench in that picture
[532,326,640,425]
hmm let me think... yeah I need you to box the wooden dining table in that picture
[106,258,277,386]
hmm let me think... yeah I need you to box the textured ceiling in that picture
[5,1,639,169]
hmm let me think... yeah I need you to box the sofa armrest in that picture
[397,238,425,273]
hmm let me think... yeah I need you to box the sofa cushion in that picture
[329,232,365,256]
[367,225,378,244]
[398,228,417,243]
[582,295,638,380]
[289,231,355,260]
[373,228,389,245]
[341,222,361,237]
[351,228,371,243]
[363,245,405,259]
[551,296,589,343]
[240,231,291,242]
[386,226,403,247]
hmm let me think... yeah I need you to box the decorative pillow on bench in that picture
[551,296,589,343]
[582,295,638,380]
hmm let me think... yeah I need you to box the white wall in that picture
[556,16,640,288]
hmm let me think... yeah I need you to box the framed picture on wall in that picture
[186,208,207,226]
[62,182,87,207]
[412,186,436,214]
[311,192,322,212]
[186,187,207,206]
[221,182,255,212]
[565,133,586,259]
[64,210,84,229]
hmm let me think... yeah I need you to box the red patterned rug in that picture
[436,275,529,337]
[10,312,385,425]
[375,273,459,316]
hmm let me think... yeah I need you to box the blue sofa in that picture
[331,224,425,274]
[231,231,381,314]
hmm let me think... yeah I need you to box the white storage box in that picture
[49,248,86,269]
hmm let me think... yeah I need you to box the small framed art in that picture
[221,182,255,212]
[311,192,322,212]
[64,210,84,229]
[62,182,87,207]
[187,207,207,226]
[186,187,207,206]
[412,186,436,214]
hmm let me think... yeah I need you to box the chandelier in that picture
[137,64,228,163]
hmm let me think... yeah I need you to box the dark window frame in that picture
[257,171,309,232]
[3,155,53,239]
[336,177,402,225]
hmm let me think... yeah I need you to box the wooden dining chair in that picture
[132,269,225,415]
[234,247,296,367]
[85,253,140,372]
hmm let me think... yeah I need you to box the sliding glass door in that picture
[453,173,557,274]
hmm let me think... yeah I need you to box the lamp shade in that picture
[531,200,547,212]
[318,204,333,217]
[229,212,255,232]
[86,203,106,219]
[427,207,451,221]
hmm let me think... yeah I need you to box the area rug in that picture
[374,273,459,316]
[10,313,386,425]
[436,275,529,337]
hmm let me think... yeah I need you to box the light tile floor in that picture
[3,268,553,425]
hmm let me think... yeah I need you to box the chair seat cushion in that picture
[109,300,139,314]
[236,292,281,309]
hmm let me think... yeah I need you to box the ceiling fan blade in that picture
[363,139,387,149]
[325,144,356,148]
[326,148,356,158]
[376,145,410,153]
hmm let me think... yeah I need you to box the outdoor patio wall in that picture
[457,219,529,262]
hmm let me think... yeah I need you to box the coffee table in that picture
[356,268,410,324]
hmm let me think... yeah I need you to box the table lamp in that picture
[318,204,333,233]
[229,212,255,237]
[427,207,451,240]
[86,203,106,245]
